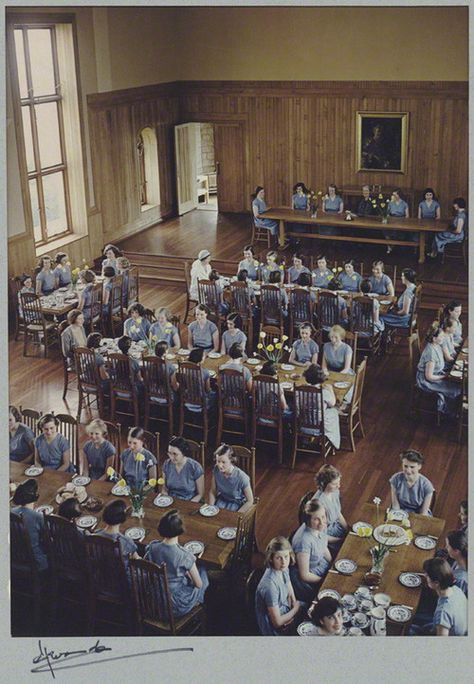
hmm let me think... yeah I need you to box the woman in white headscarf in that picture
[190,249,212,301]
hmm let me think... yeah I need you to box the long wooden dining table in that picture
[9,462,239,570]
[262,206,451,264]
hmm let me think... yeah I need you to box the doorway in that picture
[196,123,218,213]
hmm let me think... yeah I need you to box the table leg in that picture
[418,232,425,264]
[278,220,286,247]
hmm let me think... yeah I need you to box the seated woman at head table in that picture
[338,259,362,292]
[357,184,377,216]
[311,463,348,546]
[260,250,283,284]
[208,443,254,513]
[418,187,441,220]
[389,449,434,516]
[292,181,310,211]
[252,186,279,239]
[187,304,219,352]
[368,260,395,296]
[161,435,204,503]
[287,253,311,284]
[442,301,463,347]
[35,255,56,295]
[9,405,34,463]
[144,509,209,617]
[53,252,72,288]
[219,342,253,393]
[416,323,461,417]
[189,249,212,301]
[380,267,416,330]
[94,500,140,576]
[445,530,468,597]
[123,302,151,342]
[289,323,319,366]
[60,309,87,369]
[311,254,333,289]
[353,279,385,333]
[34,413,74,473]
[321,325,354,403]
[80,418,116,481]
[237,244,260,281]
[86,332,110,388]
[289,499,332,602]
[384,188,410,254]
[300,364,340,451]
[220,313,247,356]
[101,243,122,276]
[185,347,217,411]
[11,479,48,572]
[429,197,467,259]
[309,597,344,636]
[149,307,181,349]
[319,184,344,236]
[255,536,305,636]
[119,426,157,488]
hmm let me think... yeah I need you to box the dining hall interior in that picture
[6,4,469,642]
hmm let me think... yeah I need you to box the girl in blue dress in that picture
[161,436,204,502]
[389,449,434,515]
[116,256,130,308]
[101,244,121,275]
[292,182,309,211]
[144,510,209,617]
[320,184,344,236]
[149,307,181,348]
[312,255,333,289]
[289,324,319,365]
[368,260,395,296]
[77,270,97,325]
[220,342,253,392]
[34,414,74,472]
[268,269,289,313]
[442,301,463,346]
[208,444,254,513]
[322,325,354,402]
[381,268,416,329]
[9,405,34,463]
[430,197,467,257]
[339,259,362,292]
[252,186,278,237]
[260,250,283,284]
[416,323,461,416]
[287,253,311,284]
[220,312,247,356]
[53,252,72,287]
[123,303,151,342]
[237,245,259,281]
[418,188,441,219]
[35,255,56,295]
[17,274,35,318]
[208,269,230,316]
[312,464,348,546]
[289,499,331,602]
[119,426,157,488]
[154,341,179,397]
[81,418,116,480]
[94,500,139,575]
[255,536,303,636]
[86,332,111,389]
[187,304,219,351]
[11,479,48,572]
[445,530,468,597]
[102,266,115,318]
[385,188,410,253]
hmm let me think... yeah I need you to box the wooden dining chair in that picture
[442,234,467,267]
[386,283,423,349]
[127,266,140,307]
[21,291,58,358]
[350,296,382,356]
[297,490,316,525]
[184,438,206,470]
[231,445,256,494]
[251,375,284,465]
[345,331,359,371]
[142,356,174,434]
[229,281,254,352]
[75,347,108,422]
[216,368,249,445]
[183,260,198,324]
[457,362,468,443]
[10,511,44,635]
[288,287,314,344]
[260,284,285,338]
[54,413,80,472]
[129,558,206,636]
[291,385,334,469]
[107,275,125,337]
[58,319,78,400]
[10,276,25,341]
[338,357,367,452]
[103,420,122,471]
[141,429,160,469]
[315,290,344,332]
[251,214,271,247]
[177,362,216,445]
[197,279,226,330]
[430,490,437,517]
[19,406,43,436]
[108,353,140,426]
[84,282,104,335]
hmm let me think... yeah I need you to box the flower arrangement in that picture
[356,496,395,575]
[255,332,290,364]
[107,460,164,518]
[371,194,391,223]
[306,190,324,217]
[70,260,89,287]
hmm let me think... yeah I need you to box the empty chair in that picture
[251,375,284,464]
[21,291,58,358]
[142,356,175,434]
[338,357,367,452]
[108,353,140,426]
[216,368,249,445]
[291,385,334,469]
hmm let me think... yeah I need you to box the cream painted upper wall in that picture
[174,6,468,81]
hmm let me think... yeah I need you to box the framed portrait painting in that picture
[356,112,409,173]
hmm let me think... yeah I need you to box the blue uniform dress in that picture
[389,472,434,514]
[94,530,137,576]
[252,197,278,236]
[290,524,331,601]
[290,193,310,233]
[149,321,180,347]
[221,329,247,354]
[312,489,346,540]
[144,541,209,617]
[83,439,116,480]
[368,274,393,295]
[53,264,72,287]
[120,447,157,488]
[452,320,463,346]
[35,433,74,472]
[237,258,259,281]
[433,211,467,254]
[255,567,293,636]
[312,269,333,289]
[81,283,94,324]
[442,334,456,366]
[433,585,467,635]
[292,338,319,364]
[162,457,204,501]
[339,271,362,292]
[323,342,354,402]
[10,423,35,462]
[36,269,56,295]
[102,280,113,316]
[121,271,130,308]
[416,343,461,415]
[188,320,218,350]
[452,562,468,597]
[419,200,440,218]
[385,199,412,242]
[11,506,48,571]
[213,465,250,511]
[260,263,282,284]
[381,283,415,328]
[123,317,151,342]
[287,265,311,283]
[319,196,343,236]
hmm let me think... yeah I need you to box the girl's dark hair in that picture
[446,530,468,559]
[453,197,466,209]
[344,259,356,268]
[237,269,249,282]
[460,499,468,513]
[103,244,121,257]
[103,266,116,278]
[316,254,327,263]
[227,312,242,329]
[302,499,325,526]
[168,436,192,460]
[293,182,308,194]
[261,361,277,377]
[359,278,372,294]
[155,341,169,358]
[315,464,341,490]
[55,252,68,264]
[441,316,456,332]
[443,301,461,317]
[269,270,282,284]
[372,260,385,271]
[401,268,417,284]
[117,335,132,355]
[209,269,220,282]
[214,443,237,464]
[37,255,52,269]
[158,509,185,538]
[13,478,39,506]
[327,183,338,193]
[87,332,102,349]
[392,188,403,198]
[9,405,22,423]
[303,363,325,386]
[310,597,341,627]
[422,187,437,200]
[293,253,304,262]
[128,303,146,317]
[195,304,210,316]
[252,186,264,199]
[102,499,127,525]
[425,322,443,344]
[189,347,204,364]
[400,449,424,465]
[228,342,244,360]
[38,413,59,430]
[297,272,312,287]
[128,426,145,442]
[82,269,96,284]
[67,308,83,325]
[58,497,82,521]
[243,245,255,254]
[19,273,32,285]
[423,557,454,590]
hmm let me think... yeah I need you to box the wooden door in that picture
[214,123,245,212]
[174,123,198,215]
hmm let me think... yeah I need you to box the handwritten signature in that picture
[31,640,193,678]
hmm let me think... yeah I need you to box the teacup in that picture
[370,606,386,620]
[348,627,363,636]
[373,593,391,608]
[359,599,373,613]
[341,594,357,610]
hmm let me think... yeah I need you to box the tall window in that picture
[12,23,73,246]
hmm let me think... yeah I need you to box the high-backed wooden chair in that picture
[141,429,160,466]
[108,275,125,337]
[442,233,467,267]
[10,276,25,341]
[184,438,206,470]
[19,406,43,436]
[58,319,77,400]
[83,282,103,334]
[10,511,43,634]
[183,260,198,324]
[260,284,285,338]
[291,385,334,469]
[21,291,58,358]
[315,290,345,331]
[103,420,122,471]
[75,347,108,422]
[298,490,317,525]
[142,356,175,434]
[408,332,440,425]
[350,296,382,356]
[177,362,215,444]
[216,368,249,445]
[129,558,206,636]
[231,445,256,494]
[288,287,314,343]
[344,331,359,371]
[251,375,284,464]
[338,357,367,452]
[127,266,140,307]
[108,353,140,426]
[197,279,226,329]
[229,281,254,351]
[54,413,80,472]
[251,214,271,247]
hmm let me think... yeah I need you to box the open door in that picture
[174,123,199,215]
[214,123,245,212]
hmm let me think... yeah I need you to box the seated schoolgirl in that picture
[259,361,292,422]
[389,449,434,515]
[187,304,219,352]
[101,244,121,275]
[221,312,248,356]
[9,405,34,463]
[53,252,72,287]
[11,479,48,572]
[416,323,461,417]
[154,341,179,395]
[302,364,340,450]
[289,323,319,366]
[119,426,157,488]
[442,301,463,347]
[354,279,384,333]
[445,530,468,597]
[287,253,311,284]
[380,268,416,329]
[312,464,348,545]
[368,260,395,296]
[86,332,110,387]
[268,269,288,313]
[123,303,151,341]
[208,443,254,512]
[311,254,333,289]
[237,245,259,281]
[161,436,204,502]
[34,413,74,473]
[117,335,144,391]
[149,307,181,348]
[260,250,282,284]
[289,500,331,602]
[309,597,344,636]
[81,418,116,480]
[339,259,362,292]
[35,255,56,295]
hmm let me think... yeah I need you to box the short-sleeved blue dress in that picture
[120,447,157,488]
[10,423,35,462]
[312,269,333,289]
[252,197,278,236]
[188,319,218,350]
[419,200,440,219]
[433,210,467,254]
[237,258,259,281]
[11,506,48,571]
[312,489,346,539]
[292,338,319,364]
[35,433,74,472]
[53,265,72,287]
[83,439,116,480]
[36,269,56,295]
[221,329,247,354]
[320,196,343,236]
[339,271,362,292]
[260,263,282,284]
[389,472,434,514]
[162,457,204,500]
[368,274,393,295]
[149,321,180,347]
[288,265,311,283]
[220,359,252,384]
[433,585,467,635]
[381,283,415,328]
[452,562,468,597]
[213,465,251,511]
[323,342,354,401]
[255,567,293,636]
[416,343,461,415]
[123,317,151,342]
[290,524,330,601]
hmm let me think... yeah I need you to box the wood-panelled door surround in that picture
[174,122,199,215]
[213,122,246,212]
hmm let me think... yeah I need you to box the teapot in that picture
[369,606,387,636]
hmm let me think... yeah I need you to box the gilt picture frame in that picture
[356,112,409,173]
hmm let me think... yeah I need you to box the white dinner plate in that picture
[24,466,44,477]
[351,612,369,629]
[153,495,174,507]
[380,300,392,305]
[281,364,295,371]
[367,293,378,298]
[318,589,341,601]
[208,351,222,359]
[373,524,408,546]
[111,484,130,496]
[177,348,191,356]
[72,475,91,487]
[335,558,358,575]
[247,358,261,365]
[125,527,146,541]
[184,540,205,555]
[280,381,293,390]
[254,365,263,372]
[36,505,54,515]
[399,572,422,588]
[450,369,463,378]
[414,536,437,550]
[199,504,219,517]
[352,521,373,535]
[333,381,350,389]
[76,515,98,529]
[386,508,409,522]
[336,290,349,295]
[57,287,69,292]
[297,621,319,636]
[217,526,237,540]
[387,605,412,623]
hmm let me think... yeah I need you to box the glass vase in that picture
[370,547,386,575]
[130,495,145,518]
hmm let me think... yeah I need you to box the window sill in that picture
[35,233,86,257]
